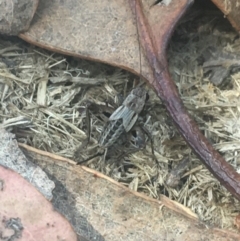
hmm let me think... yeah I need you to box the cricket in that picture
[75,85,152,166]
[98,86,147,148]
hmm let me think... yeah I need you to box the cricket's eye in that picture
[130,102,136,109]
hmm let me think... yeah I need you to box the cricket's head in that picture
[131,86,147,99]
[124,86,147,114]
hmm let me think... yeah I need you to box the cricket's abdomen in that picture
[98,119,125,148]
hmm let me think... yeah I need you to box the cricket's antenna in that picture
[132,0,143,88]
[135,1,144,86]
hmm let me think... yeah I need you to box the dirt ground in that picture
[1,2,240,230]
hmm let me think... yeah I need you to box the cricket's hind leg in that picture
[74,99,113,164]
[73,100,95,162]
[117,124,161,182]
[75,144,102,165]
[102,128,144,177]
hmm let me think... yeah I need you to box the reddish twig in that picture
[131,0,240,201]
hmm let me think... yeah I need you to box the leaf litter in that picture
[1,6,240,230]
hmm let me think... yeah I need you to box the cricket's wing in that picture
[123,112,138,132]
[109,105,138,132]
[109,105,128,120]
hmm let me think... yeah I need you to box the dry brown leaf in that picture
[0,0,39,35]
[19,0,147,78]
[0,162,77,240]
[18,142,240,241]
[19,0,185,83]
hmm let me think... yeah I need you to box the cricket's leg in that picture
[98,148,108,172]
[130,124,161,182]
[140,126,154,155]
[74,102,93,162]
[76,149,103,165]
[140,126,162,183]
